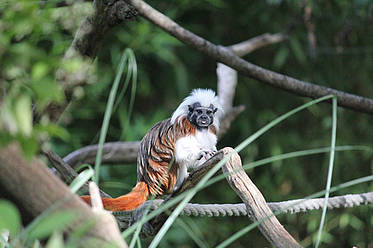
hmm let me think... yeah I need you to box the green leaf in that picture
[17,135,39,159]
[70,168,94,193]
[0,200,21,238]
[46,232,64,248]
[0,132,12,147]
[14,95,33,136]
[30,80,64,108]
[66,219,96,246]
[60,58,84,74]
[34,124,70,141]
[31,62,49,80]
[27,210,76,240]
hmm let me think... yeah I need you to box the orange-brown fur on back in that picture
[137,116,196,197]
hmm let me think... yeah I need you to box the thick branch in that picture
[221,147,301,248]
[126,0,373,114]
[0,143,127,248]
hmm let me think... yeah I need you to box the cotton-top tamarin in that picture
[81,89,222,211]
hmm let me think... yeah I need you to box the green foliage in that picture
[26,211,76,241]
[0,200,21,239]
[69,167,94,193]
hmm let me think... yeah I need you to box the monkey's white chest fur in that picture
[173,129,217,190]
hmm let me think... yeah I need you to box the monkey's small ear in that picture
[213,108,218,114]
[188,105,194,112]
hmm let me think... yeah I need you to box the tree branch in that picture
[221,147,301,248]
[0,143,127,247]
[228,33,288,57]
[126,0,373,114]
[44,0,137,122]
[46,150,112,198]
[217,32,286,137]
[63,141,140,167]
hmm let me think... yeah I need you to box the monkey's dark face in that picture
[187,102,218,129]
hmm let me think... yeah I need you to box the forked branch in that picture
[126,0,373,114]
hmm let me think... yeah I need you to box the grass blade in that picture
[121,50,138,140]
[69,167,94,193]
[175,218,209,248]
[93,51,129,184]
[315,96,337,248]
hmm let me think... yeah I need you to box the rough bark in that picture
[221,147,302,248]
[0,143,127,248]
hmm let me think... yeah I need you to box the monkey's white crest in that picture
[171,88,223,129]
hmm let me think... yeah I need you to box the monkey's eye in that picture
[206,110,212,115]
[197,110,203,114]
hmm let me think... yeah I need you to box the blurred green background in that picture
[1,0,373,247]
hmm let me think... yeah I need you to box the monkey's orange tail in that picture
[81,182,149,211]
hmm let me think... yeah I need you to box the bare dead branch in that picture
[217,64,238,111]
[217,33,286,137]
[0,143,127,247]
[127,0,373,114]
[218,105,245,138]
[221,147,301,248]
[63,141,140,167]
[229,33,288,57]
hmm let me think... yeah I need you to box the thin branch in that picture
[217,105,245,138]
[221,147,301,247]
[0,143,127,247]
[63,141,140,167]
[217,33,286,137]
[229,33,288,57]
[126,0,373,114]
[46,151,112,198]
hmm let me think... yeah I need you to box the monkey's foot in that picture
[196,150,216,166]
